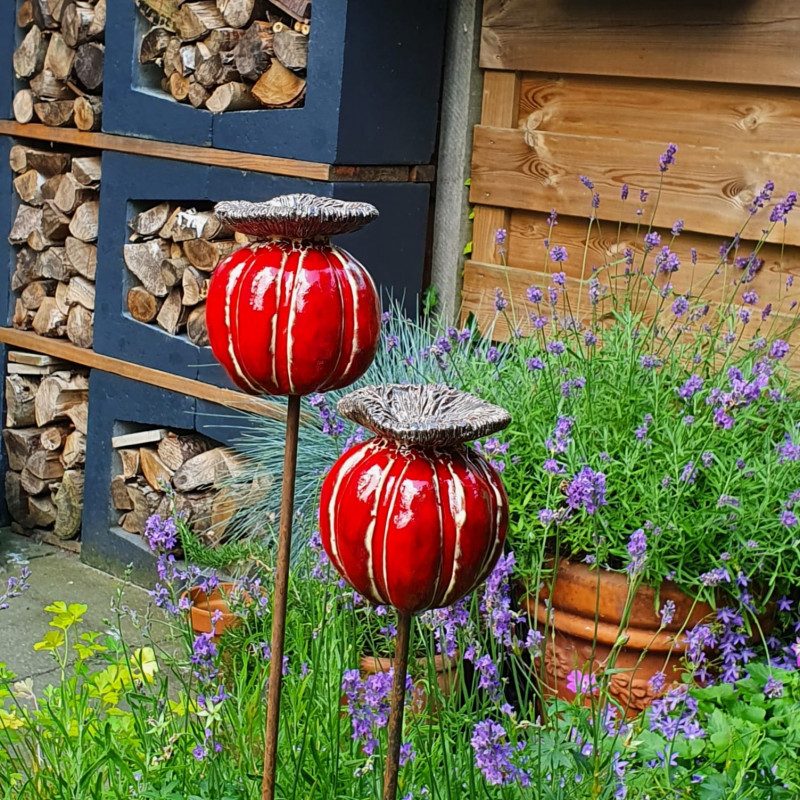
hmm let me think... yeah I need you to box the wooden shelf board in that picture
[0,122,434,183]
[0,328,286,422]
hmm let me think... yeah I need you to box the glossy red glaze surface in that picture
[320,439,508,614]
[206,239,381,396]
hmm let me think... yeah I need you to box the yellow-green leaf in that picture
[33,631,65,651]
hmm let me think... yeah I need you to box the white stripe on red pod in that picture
[380,458,411,609]
[327,247,360,379]
[285,245,307,395]
[270,247,291,391]
[364,453,399,605]
[224,259,260,393]
[439,457,467,608]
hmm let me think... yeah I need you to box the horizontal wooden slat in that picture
[0,122,434,183]
[519,74,800,156]
[470,126,800,246]
[461,259,800,369]
[481,0,800,88]
[0,328,288,421]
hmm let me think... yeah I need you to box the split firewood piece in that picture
[12,249,41,291]
[54,174,94,215]
[168,72,191,101]
[41,173,66,202]
[69,200,100,242]
[204,27,244,53]
[13,300,36,332]
[73,41,104,91]
[118,448,141,480]
[13,170,46,206]
[162,257,190,288]
[64,237,97,280]
[111,475,134,511]
[125,240,171,296]
[162,36,182,78]
[29,67,75,100]
[156,287,186,335]
[38,247,75,282]
[28,494,58,528]
[5,473,34,528]
[273,28,308,71]
[64,400,88,435]
[233,20,273,82]
[53,469,84,539]
[162,208,226,242]
[71,155,101,185]
[216,0,261,28]
[251,61,305,107]
[18,0,35,28]
[129,202,173,238]
[34,100,76,127]
[169,490,214,530]
[12,90,35,124]
[193,46,223,88]
[62,1,101,48]
[9,206,43,246]
[179,44,196,75]
[42,201,73,240]
[269,0,311,21]
[187,80,210,108]
[14,25,47,78]
[3,428,43,470]
[61,431,87,468]
[182,237,238,272]
[210,486,238,535]
[73,94,102,131]
[171,447,225,491]
[206,81,259,112]
[40,422,71,451]
[32,298,68,339]
[9,146,71,177]
[182,266,210,305]
[140,447,174,491]
[21,280,57,311]
[186,304,210,346]
[175,1,227,42]
[88,0,106,38]
[157,432,213,472]
[56,278,71,318]
[35,371,89,426]
[21,451,65,495]
[44,33,76,80]
[31,0,63,29]
[120,480,160,535]
[65,276,95,310]
[66,305,94,348]
[140,26,171,64]
[112,428,168,449]
[27,229,55,254]
[127,286,163,323]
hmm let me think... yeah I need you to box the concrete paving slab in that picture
[0,529,155,683]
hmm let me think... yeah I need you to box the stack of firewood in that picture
[124,202,250,345]
[3,352,88,541]
[111,428,263,547]
[136,0,310,111]
[13,0,105,130]
[8,145,99,349]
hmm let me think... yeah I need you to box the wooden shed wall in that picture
[464,0,800,353]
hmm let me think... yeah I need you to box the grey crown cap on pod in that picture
[214,194,379,240]
[337,384,512,448]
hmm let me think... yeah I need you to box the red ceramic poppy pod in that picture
[205,195,382,396]
[319,384,512,614]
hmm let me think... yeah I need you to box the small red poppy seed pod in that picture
[320,384,512,614]
[206,194,382,396]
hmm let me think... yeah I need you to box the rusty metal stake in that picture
[262,394,301,800]
[382,610,412,800]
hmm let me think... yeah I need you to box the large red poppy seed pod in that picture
[320,384,511,614]
[206,195,381,396]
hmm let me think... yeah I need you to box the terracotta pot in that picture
[185,582,244,639]
[520,559,714,714]
[359,651,461,715]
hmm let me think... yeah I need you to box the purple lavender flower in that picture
[592,193,600,210]
[584,330,598,346]
[620,183,629,201]
[0,566,31,611]
[700,567,730,587]
[495,228,507,247]
[655,246,680,273]
[546,415,574,453]
[643,231,661,252]
[538,509,556,527]
[547,209,558,227]
[701,451,714,469]
[550,246,568,263]
[781,510,798,527]
[671,219,684,236]
[659,143,678,172]
[671,296,689,317]
[640,189,649,203]
[546,340,566,356]
[552,271,566,286]
[471,720,530,787]
[749,180,775,214]
[486,346,500,364]
[776,433,800,464]
[691,247,698,265]
[493,287,508,312]
[680,461,697,484]
[660,600,675,626]
[626,529,647,575]
[527,356,545,371]
[543,458,564,475]
[579,175,594,191]
[742,289,758,305]
[770,191,798,224]
[566,467,607,515]
[144,514,178,553]
[770,339,790,360]
[640,354,662,370]
[526,285,543,303]
[764,676,784,698]
[678,374,703,400]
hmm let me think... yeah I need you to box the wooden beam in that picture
[0,122,435,183]
[0,327,288,422]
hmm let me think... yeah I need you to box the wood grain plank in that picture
[519,74,800,156]
[470,126,800,246]
[473,71,520,263]
[481,0,800,88]
[0,328,288,421]
[460,260,800,370]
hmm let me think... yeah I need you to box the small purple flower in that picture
[691,247,698,265]
[486,346,500,364]
[643,231,661,252]
[550,246,568,263]
[579,175,594,191]
[542,458,564,475]
[626,529,647,575]
[538,509,555,527]
[546,340,566,356]
[764,676,783,698]
[552,270,566,286]
[660,600,675,626]
[547,209,558,227]
[471,720,530,787]
[620,183,629,201]
[781,510,798,527]
[566,467,607,515]
[144,514,178,553]
[495,228,507,246]
[526,285,543,303]
[671,219,684,236]
[640,189,649,203]
[770,191,798,224]
[584,330,598,346]
[591,193,600,210]
[493,287,508,312]
[678,374,703,400]
[671,296,689,317]
[659,143,678,172]
[680,461,697,484]
[640,354,662,370]
[749,180,775,214]
[526,356,545,371]
[742,289,758,305]
[655,246,680,273]
[700,567,730,587]
[770,339,790,360]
